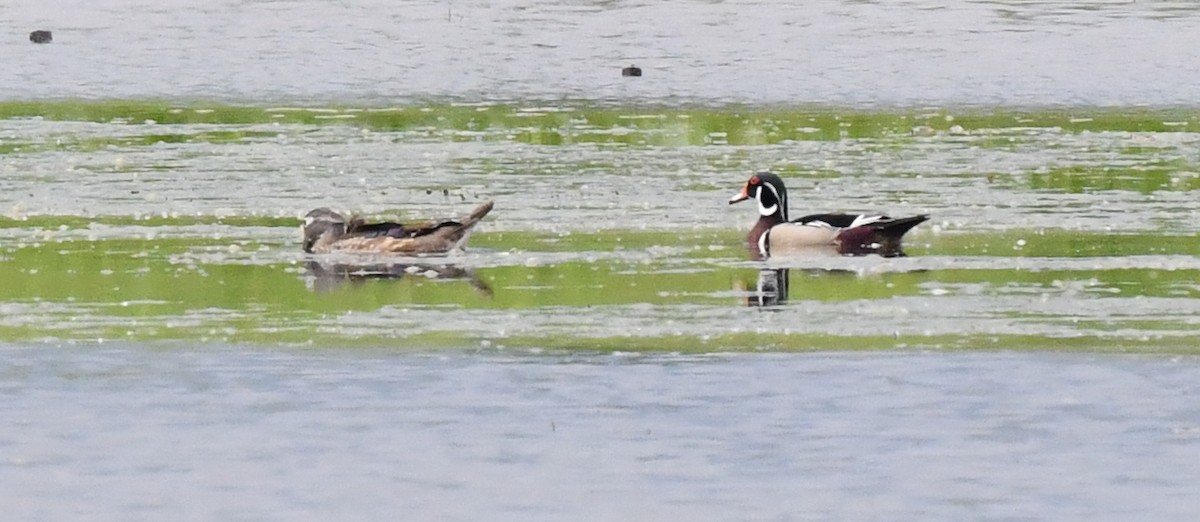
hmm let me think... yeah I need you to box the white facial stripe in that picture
[755,183,786,219]
[304,216,315,227]
[764,181,787,221]
[755,186,778,217]
[763,182,781,204]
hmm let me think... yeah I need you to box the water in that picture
[3,346,1199,521]
[4,0,1200,105]
[3,106,1199,349]
[4,0,1200,518]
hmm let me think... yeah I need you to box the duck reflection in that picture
[741,267,871,307]
[303,259,492,296]
[746,269,790,307]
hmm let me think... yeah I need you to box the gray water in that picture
[5,0,1200,105]
[3,346,1200,521]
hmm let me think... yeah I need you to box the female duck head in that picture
[302,208,346,253]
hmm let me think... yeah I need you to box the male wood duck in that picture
[729,172,928,259]
[302,200,494,254]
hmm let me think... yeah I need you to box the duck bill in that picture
[728,186,750,205]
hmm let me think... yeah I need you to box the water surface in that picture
[3,103,1200,350]
[5,0,1200,105]
[4,347,1199,521]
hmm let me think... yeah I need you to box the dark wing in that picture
[346,218,467,239]
[793,213,890,229]
[406,220,463,238]
[346,218,410,239]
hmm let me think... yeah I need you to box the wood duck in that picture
[302,200,494,254]
[729,172,928,259]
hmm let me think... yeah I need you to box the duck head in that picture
[302,208,346,253]
[729,171,789,222]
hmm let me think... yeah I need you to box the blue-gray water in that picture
[4,346,1200,521]
[5,0,1200,105]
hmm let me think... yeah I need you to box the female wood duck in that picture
[729,172,928,259]
[302,200,494,254]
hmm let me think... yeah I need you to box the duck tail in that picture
[426,200,495,250]
[875,214,929,239]
[837,214,929,257]
[871,214,929,257]
[459,199,495,230]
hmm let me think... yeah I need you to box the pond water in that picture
[4,0,1200,105]
[4,347,1200,521]
[3,0,1200,519]
[3,104,1199,350]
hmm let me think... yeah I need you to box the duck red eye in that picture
[749,175,760,185]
